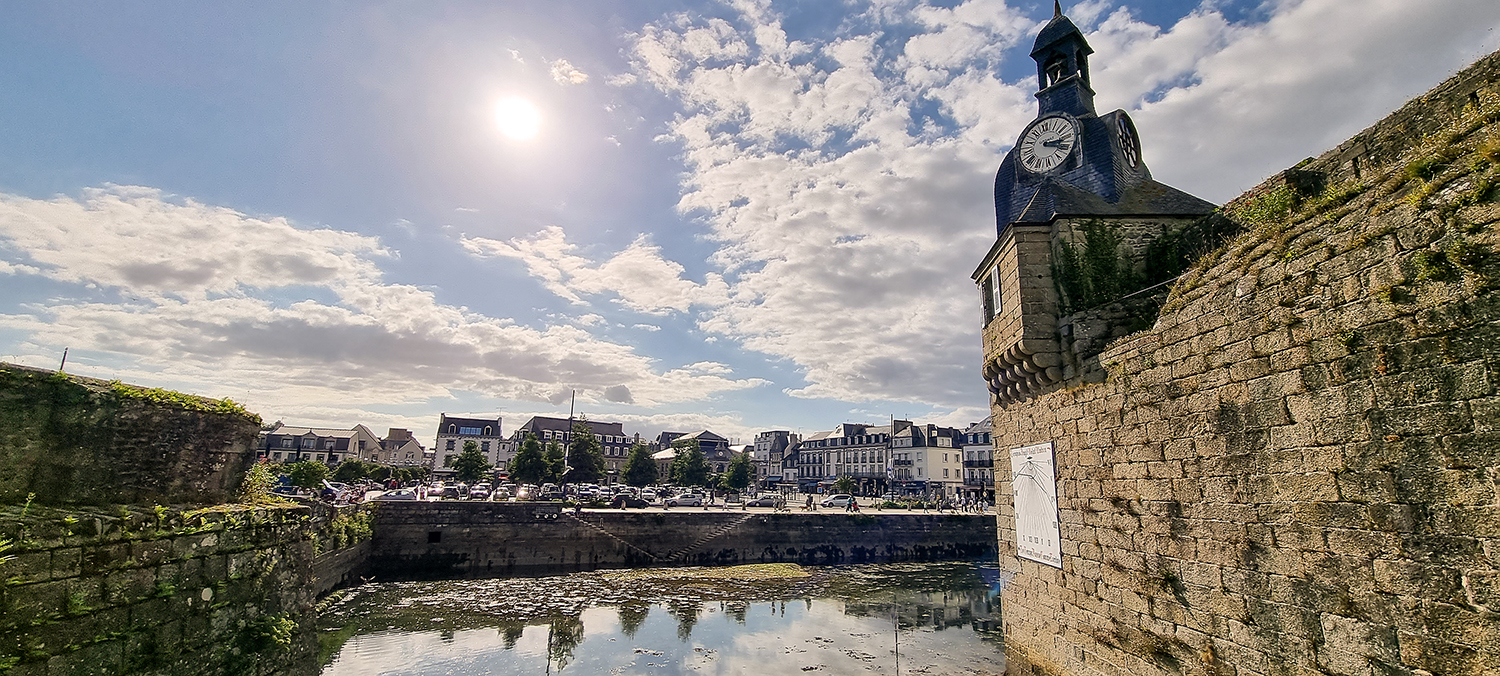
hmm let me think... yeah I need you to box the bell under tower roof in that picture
[1029,3,1095,117]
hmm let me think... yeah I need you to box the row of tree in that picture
[277,420,758,492]
[445,421,756,491]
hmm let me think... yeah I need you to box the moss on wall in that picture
[0,364,260,507]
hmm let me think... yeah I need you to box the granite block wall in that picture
[992,49,1500,676]
[0,504,318,676]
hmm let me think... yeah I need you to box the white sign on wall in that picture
[1010,442,1062,568]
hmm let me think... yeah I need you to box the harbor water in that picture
[318,561,1007,675]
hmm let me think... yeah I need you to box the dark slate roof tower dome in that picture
[993,2,1214,234]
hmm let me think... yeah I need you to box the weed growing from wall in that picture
[108,380,260,425]
[1053,220,1143,314]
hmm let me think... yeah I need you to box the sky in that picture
[1,0,1498,446]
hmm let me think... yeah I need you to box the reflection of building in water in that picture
[841,589,999,636]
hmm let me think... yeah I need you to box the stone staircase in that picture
[562,513,661,562]
[662,514,754,563]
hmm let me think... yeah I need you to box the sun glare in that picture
[495,96,541,140]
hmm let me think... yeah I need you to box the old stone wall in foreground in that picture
[994,50,1500,676]
[0,364,260,507]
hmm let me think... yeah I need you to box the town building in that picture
[800,422,900,495]
[890,422,966,498]
[432,414,509,470]
[372,428,425,466]
[752,430,799,489]
[960,417,994,503]
[258,423,381,465]
[672,430,733,472]
[510,416,640,482]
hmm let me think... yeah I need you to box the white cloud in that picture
[549,58,590,85]
[627,1,1027,409]
[462,227,729,315]
[0,187,764,422]
[617,0,1500,414]
[1087,0,1500,201]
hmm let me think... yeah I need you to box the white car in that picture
[666,493,704,507]
[820,494,854,508]
[374,488,421,501]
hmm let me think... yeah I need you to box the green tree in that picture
[564,421,606,484]
[542,441,566,484]
[622,442,659,487]
[720,451,753,493]
[238,461,278,504]
[286,461,329,489]
[452,440,493,483]
[669,439,711,487]
[833,475,856,495]
[333,459,371,483]
[509,433,547,485]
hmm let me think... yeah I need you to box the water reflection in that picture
[320,562,1006,675]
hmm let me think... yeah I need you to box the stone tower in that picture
[973,2,1215,407]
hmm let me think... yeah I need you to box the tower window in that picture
[1044,55,1069,87]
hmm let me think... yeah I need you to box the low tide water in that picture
[318,562,1007,675]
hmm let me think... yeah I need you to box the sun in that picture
[495,96,541,140]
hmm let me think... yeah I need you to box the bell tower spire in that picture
[1030,6,1095,116]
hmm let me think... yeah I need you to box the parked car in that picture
[640,489,658,503]
[611,495,650,508]
[745,495,781,507]
[665,493,704,507]
[539,490,566,501]
[516,485,536,501]
[374,488,421,501]
[469,483,492,501]
[321,481,350,502]
[821,494,854,508]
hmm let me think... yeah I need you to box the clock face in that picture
[1116,114,1141,169]
[1017,116,1076,173]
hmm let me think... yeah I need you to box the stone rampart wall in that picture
[0,503,318,676]
[367,502,997,579]
[0,365,259,507]
[994,50,1500,676]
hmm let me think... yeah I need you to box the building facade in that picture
[433,414,509,470]
[511,416,639,481]
[960,417,994,502]
[371,427,425,466]
[258,423,382,465]
[752,430,799,488]
[889,422,965,498]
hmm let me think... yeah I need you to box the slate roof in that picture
[1011,176,1216,226]
[438,414,501,434]
[1031,8,1091,58]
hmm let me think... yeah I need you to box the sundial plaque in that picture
[1010,442,1062,568]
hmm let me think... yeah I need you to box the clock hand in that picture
[1042,139,1069,149]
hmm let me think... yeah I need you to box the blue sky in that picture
[2,0,1497,444]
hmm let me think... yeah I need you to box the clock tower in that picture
[973,2,1215,406]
